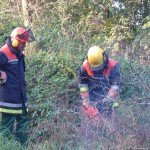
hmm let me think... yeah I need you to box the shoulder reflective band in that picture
[8,59,18,63]
[80,87,89,92]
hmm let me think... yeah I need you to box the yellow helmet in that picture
[87,46,104,71]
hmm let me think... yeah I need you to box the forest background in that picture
[0,0,150,149]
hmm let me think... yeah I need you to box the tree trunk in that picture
[22,0,29,27]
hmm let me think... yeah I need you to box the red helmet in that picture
[10,27,35,43]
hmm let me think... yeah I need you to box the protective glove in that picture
[82,99,90,108]
[80,91,90,108]
[82,97,97,109]
[0,71,7,84]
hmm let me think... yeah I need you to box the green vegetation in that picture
[0,0,149,149]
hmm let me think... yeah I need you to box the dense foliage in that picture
[0,0,149,149]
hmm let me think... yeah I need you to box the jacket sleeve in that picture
[109,63,122,86]
[78,65,90,100]
[107,63,122,98]
[0,52,8,80]
[0,52,8,65]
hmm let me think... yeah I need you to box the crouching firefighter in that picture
[78,46,122,119]
[0,27,35,146]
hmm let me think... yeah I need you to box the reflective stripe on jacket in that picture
[0,43,27,114]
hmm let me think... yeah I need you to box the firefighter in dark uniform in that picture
[0,27,35,146]
[78,46,122,118]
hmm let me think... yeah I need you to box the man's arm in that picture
[78,65,99,118]
[102,63,122,108]
[78,65,90,106]
[108,63,122,98]
[0,52,8,84]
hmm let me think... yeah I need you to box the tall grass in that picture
[23,31,149,149]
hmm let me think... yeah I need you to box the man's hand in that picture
[82,99,90,108]
[0,71,7,84]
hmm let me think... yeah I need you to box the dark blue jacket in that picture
[0,38,27,114]
[78,54,122,101]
